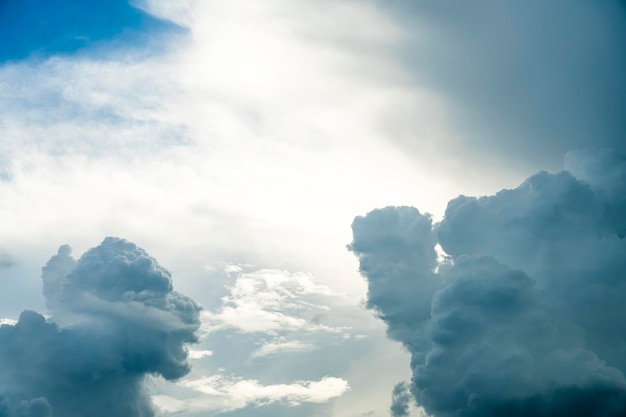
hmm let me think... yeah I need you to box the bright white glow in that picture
[0,318,17,326]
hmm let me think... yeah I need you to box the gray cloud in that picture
[0,237,201,417]
[383,1,626,172]
[390,381,411,417]
[350,150,626,416]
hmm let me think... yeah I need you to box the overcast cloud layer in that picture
[382,0,626,172]
[350,149,626,417]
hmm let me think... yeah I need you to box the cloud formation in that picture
[0,237,201,417]
[203,269,339,335]
[350,150,626,417]
[390,381,412,417]
[159,374,349,413]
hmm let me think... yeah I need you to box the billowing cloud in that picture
[0,0,183,63]
[350,150,626,416]
[0,237,201,417]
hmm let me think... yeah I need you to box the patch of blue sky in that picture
[0,0,185,63]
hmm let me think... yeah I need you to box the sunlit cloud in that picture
[153,374,350,413]
[201,269,340,335]
[188,349,214,360]
[0,318,17,326]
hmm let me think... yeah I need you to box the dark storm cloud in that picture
[0,0,184,63]
[348,206,439,343]
[383,1,626,171]
[350,150,626,417]
[0,237,201,417]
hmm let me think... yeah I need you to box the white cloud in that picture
[0,318,17,326]
[153,374,349,414]
[202,269,341,335]
[188,349,213,359]
[251,338,315,358]
[178,374,349,411]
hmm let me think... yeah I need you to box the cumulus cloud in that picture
[350,150,626,417]
[0,237,201,417]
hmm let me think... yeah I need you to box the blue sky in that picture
[0,1,625,417]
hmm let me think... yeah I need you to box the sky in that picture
[0,1,625,417]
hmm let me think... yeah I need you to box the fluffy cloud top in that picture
[350,150,626,417]
[0,237,201,417]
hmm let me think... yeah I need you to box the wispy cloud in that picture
[153,374,349,413]
[202,269,340,335]
[251,338,315,358]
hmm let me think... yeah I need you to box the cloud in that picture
[0,0,184,63]
[348,206,439,343]
[175,374,349,412]
[202,269,340,335]
[390,381,412,417]
[251,338,315,358]
[349,150,626,417]
[382,1,626,172]
[0,237,201,417]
